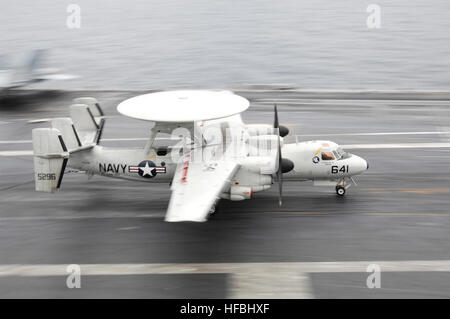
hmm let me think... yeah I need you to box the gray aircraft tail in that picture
[27,49,46,73]
[32,97,105,192]
[9,50,47,86]
[51,118,82,151]
[32,128,69,193]
[70,97,105,145]
[50,98,104,150]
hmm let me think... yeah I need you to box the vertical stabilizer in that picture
[32,128,69,192]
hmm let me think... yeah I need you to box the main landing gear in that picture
[208,200,220,216]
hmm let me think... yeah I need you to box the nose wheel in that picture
[335,185,346,196]
[335,178,352,196]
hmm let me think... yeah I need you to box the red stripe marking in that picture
[181,153,190,183]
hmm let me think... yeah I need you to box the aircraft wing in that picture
[36,73,79,81]
[165,156,239,222]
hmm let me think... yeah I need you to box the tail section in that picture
[73,97,104,118]
[32,128,69,193]
[70,97,104,145]
[9,50,47,86]
[32,97,105,192]
[51,118,82,151]
[27,49,46,73]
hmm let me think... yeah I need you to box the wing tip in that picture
[165,216,208,223]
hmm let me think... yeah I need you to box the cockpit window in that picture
[334,147,352,160]
[321,151,335,160]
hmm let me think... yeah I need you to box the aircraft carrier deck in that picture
[1,88,450,298]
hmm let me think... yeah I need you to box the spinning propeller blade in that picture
[274,104,283,206]
[274,104,294,206]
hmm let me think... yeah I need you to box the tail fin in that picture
[27,49,46,73]
[70,97,104,145]
[51,118,82,151]
[73,97,104,117]
[9,50,47,86]
[32,128,69,193]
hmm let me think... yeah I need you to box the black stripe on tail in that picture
[57,158,68,189]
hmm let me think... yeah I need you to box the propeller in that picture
[274,104,294,206]
[275,104,283,206]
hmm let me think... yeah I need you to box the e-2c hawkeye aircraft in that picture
[32,90,368,222]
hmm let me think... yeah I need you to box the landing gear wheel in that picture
[208,200,220,216]
[336,186,346,196]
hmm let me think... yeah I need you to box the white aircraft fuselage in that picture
[66,116,368,200]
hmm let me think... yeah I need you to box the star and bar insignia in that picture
[129,160,166,178]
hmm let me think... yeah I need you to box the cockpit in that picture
[321,151,335,161]
[321,147,350,161]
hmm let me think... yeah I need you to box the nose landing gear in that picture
[335,185,346,196]
[335,177,356,196]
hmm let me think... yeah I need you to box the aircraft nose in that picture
[361,158,368,172]
[350,155,368,175]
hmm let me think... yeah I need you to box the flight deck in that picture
[1,89,450,298]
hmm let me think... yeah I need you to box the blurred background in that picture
[2,0,450,90]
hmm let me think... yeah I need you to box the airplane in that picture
[0,49,77,92]
[31,90,368,222]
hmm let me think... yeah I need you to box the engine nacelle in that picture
[240,156,278,175]
[247,135,281,151]
[246,124,289,137]
[246,124,274,136]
